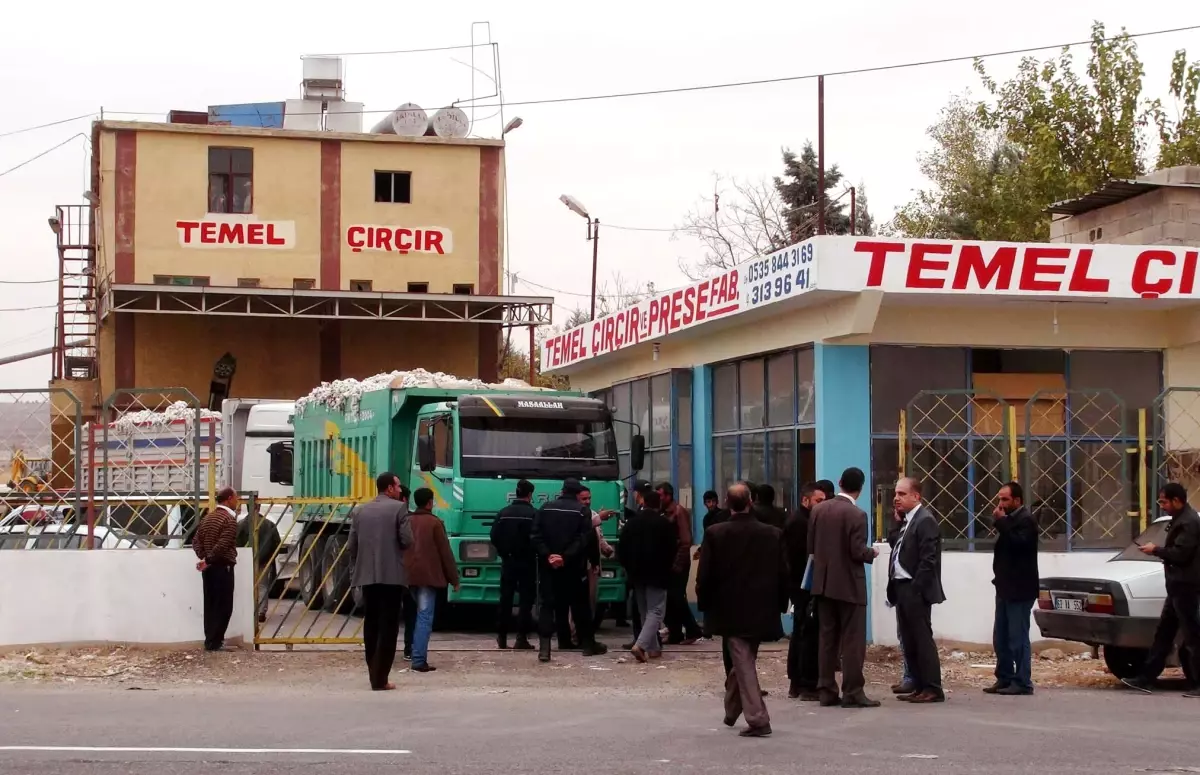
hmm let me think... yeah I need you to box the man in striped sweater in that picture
[193,487,240,651]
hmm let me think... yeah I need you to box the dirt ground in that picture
[0,640,1153,694]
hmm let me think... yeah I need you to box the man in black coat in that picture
[1124,482,1200,695]
[987,481,1040,696]
[752,484,787,529]
[784,482,827,700]
[886,477,946,704]
[617,489,676,662]
[531,478,608,662]
[697,483,789,738]
[701,490,724,533]
[490,479,538,651]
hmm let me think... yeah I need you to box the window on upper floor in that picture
[350,279,373,292]
[154,275,210,286]
[237,277,260,288]
[374,171,412,204]
[407,282,430,294]
[293,278,316,290]
[453,284,474,295]
[208,147,253,214]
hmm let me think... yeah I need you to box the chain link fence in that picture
[1153,387,1200,523]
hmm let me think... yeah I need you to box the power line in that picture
[106,23,1200,120]
[0,113,94,139]
[0,304,56,313]
[603,223,680,233]
[0,278,56,285]
[0,133,87,178]
[305,42,494,58]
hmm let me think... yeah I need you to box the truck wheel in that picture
[1103,646,1149,679]
[299,535,325,610]
[322,535,352,613]
[1180,645,1197,685]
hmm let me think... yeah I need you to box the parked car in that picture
[1034,516,1194,683]
[0,523,153,550]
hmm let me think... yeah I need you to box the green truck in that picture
[279,385,644,613]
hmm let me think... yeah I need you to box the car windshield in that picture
[1111,519,1171,562]
[460,415,619,480]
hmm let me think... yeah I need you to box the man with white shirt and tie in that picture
[886,477,946,703]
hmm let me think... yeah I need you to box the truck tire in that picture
[299,535,325,610]
[1180,645,1197,685]
[322,535,353,613]
[1103,646,1148,679]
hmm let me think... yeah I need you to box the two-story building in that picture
[61,117,549,408]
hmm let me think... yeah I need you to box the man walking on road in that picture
[532,479,608,662]
[193,487,241,652]
[660,482,701,645]
[808,467,879,708]
[987,481,1039,696]
[490,479,538,651]
[618,489,676,662]
[784,482,826,700]
[887,477,946,704]
[348,472,413,691]
[1122,482,1200,696]
[697,483,789,738]
[404,488,460,673]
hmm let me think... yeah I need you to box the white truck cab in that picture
[1034,516,1193,682]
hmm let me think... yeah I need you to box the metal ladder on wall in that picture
[54,204,98,381]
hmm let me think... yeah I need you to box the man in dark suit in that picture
[697,483,788,738]
[808,467,879,708]
[784,481,826,700]
[987,480,1039,696]
[490,479,538,651]
[347,471,414,691]
[752,484,787,529]
[887,477,946,704]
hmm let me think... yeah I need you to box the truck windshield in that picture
[460,415,619,479]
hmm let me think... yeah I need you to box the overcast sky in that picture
[0,0,1196,390]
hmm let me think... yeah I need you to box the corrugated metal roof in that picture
[1046,179,1200,216]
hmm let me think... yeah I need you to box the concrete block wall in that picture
[1050,166,1200,246]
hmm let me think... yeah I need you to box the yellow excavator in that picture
[7,450,53,494]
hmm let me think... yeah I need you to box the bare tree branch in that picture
[676,174,791,280]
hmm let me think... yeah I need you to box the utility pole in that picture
[589,218,600,320]
[817,75,826,236]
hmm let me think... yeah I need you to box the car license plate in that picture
[1054,597,1084,612]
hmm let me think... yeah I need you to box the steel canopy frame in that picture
[100,283,554,326]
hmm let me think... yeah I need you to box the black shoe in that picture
[581,642,609,657]
[739,726,772,738]
[723,715,737,727]
[982,681,1009,694]
[760,689,769,697]
[799,691,821,702]
[538,638,551,663]
[892,681,916,695]
[841,693,881,708]
[1121,677,1153,694]
[497,637,509,650]
[1183,690,1200,699]
[412,664,437,673]
[819,693,841,707]
[402,650,412,662]
[513,638,535,651]
[996,684,1033,696]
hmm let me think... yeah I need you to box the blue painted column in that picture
[691,364,712,542]
[813,342,875,639]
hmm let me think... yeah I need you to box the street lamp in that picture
[559,195,599,319]
[502,116,524,135]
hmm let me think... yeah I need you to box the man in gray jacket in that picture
[348,472,413,691]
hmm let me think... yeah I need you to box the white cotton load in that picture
[110,401,221,435]
[294,369,545,417]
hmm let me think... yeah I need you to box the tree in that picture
[774,142,849,240]
[851,182,875,237]
[676,175,790,280]
[890,22,1200,241]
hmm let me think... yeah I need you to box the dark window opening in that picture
[971,348,1065,374]
[293,278,316,290]
[350,280,373,292]
[153,275,210,286]
[237,277,260,288]
[453,284,474,295]
[408,282,430,293]
[374,171,412,204]
[208,147,253,214]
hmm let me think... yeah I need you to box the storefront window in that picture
[650,373,671,447]
[711,348,816,510]
[602,370,695,507]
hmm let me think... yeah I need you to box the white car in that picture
[1034,516,1194,683]
[0,523,154,550]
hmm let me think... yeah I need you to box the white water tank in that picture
[370,103,429,137]
[430,106,469,139]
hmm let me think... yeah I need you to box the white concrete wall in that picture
[869,544,1115,646]
[0,549,254,648]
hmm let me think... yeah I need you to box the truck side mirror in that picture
[630,434,646,472]
[417,437,436,472]
[267,441,293,486]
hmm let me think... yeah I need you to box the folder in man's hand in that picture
[800,554,814,591]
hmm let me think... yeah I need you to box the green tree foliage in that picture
[891,22,1200,241]
[775,142,850,239]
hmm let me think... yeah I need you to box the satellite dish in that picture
[391,103,428,137]
[431,106,469,139]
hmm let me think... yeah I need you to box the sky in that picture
[0,0,1197,390]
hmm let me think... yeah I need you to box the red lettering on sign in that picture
[396,228,413,252]
[629,307,642,344]
[245,223,264,245]
[200,222,217,243]
[647,299,660,332]
[726,269,739,303]
[681,286,697,326]
[1182,251,1199,296]
[1132,250,1175,298]
[669,290,684,330]
[378,229,394,251]
[266,223,285,245]
[950,245,1015,290]
[177,221,199,243]
[695,280,709,321]
[907,243,952,289]
[658,293,671,335]
[857,241,906,287]
[1018,247,1070,292]
[1067,249,1109,293]
[348,226,365,252]
[217,222,245,243]
[426,230,445,255]
[610,314,621,349]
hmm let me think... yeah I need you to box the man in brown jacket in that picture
[808,467,879,708]
[404,488,460,673]
[193,487,240,651]
[659,482,701,644]
[697,483,788,738]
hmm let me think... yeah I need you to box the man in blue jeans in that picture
[404,488,461,673]
[987,481,1039,696]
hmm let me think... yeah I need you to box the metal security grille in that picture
[1023,389,1132,550]
[1153,387,1200,524]
[902,390,1016,547]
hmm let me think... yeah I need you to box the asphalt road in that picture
[0,682,1196,774]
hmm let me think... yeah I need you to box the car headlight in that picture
[463,567,480,578]
[600,570,616,579]
[458,541,495,562]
